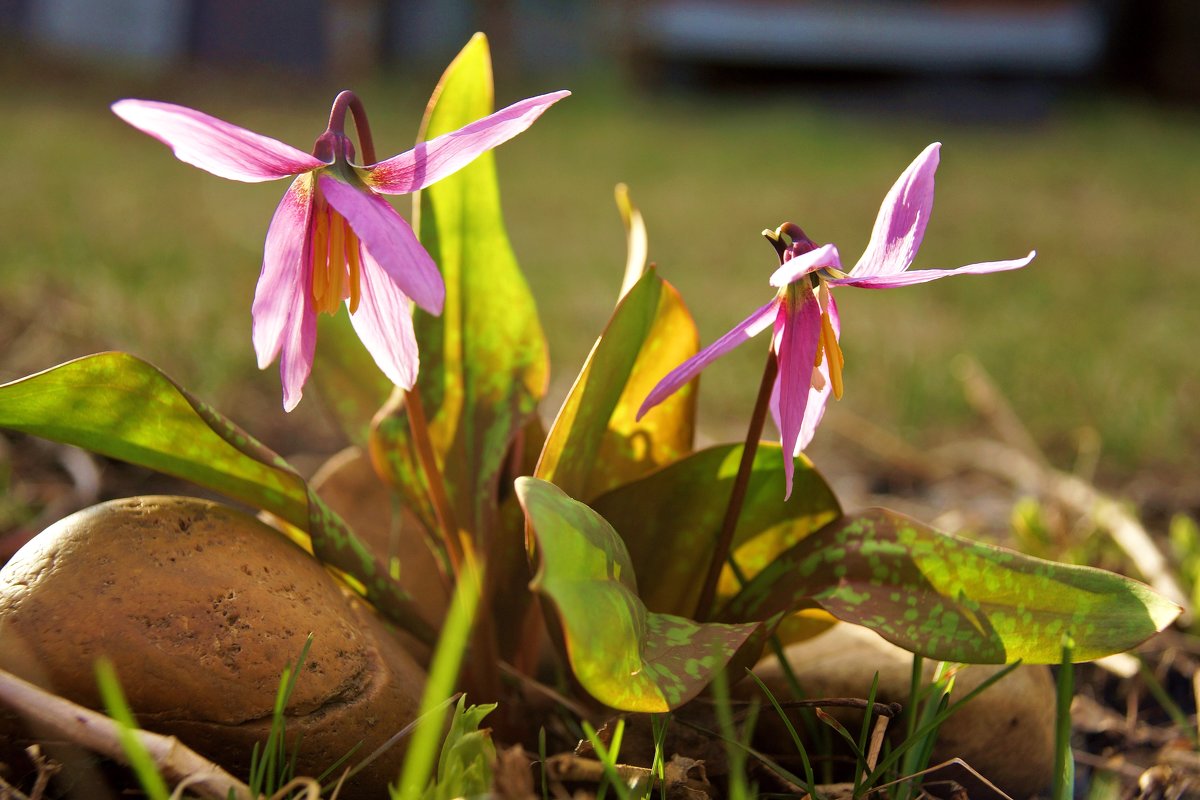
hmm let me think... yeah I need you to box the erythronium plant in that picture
[112,85,567,411]
[0,31,1181,742]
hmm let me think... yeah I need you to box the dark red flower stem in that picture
[325,90,377,164]
[694,347,779,621]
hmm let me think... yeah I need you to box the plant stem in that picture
[694,348,778,621]
[326,90,377,164]
[404,387,464,575]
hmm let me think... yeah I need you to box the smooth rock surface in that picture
[743,624,1056,798]
[0,495,426,793]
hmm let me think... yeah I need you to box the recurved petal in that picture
[773,288,822,499]
[365,90,570,194]
[252,174,314,370]
[636,298,778,421]
[849,142,940,279]
[278,291,318,413]
[112,99,327,182]
[348,248,420,391]
[769,243,842,287]
[830,251,1035,289]
[318,175,445,314]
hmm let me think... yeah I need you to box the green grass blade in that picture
[393,555,483,799]
[94,659,171,800]
[1053,636,1075,800]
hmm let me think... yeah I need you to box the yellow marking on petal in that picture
[311,206,330,310]
[820,310,844,400]
[328,212,346,312]
[346,229,362,314]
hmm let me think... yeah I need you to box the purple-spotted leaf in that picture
[536,266,698,502]
[370,34,548,539]
[516,477,759,711]
[0,352,436,644]
[718,508,1180,663]
[591,443,840,617]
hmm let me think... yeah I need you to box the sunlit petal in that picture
[850,142,940,278]
[252,175,313,369]
[831,251,1036,289]
[348,249,420,390]
[769,243,842,287]
[773,289,822,498]
[319,175,445,315]
[637,298,779,421]
[366,91,571,194]
[278,296,317,413]
[112,99,326,182]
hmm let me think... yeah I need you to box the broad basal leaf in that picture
[0,352,436,643]
[516,477,758,711]
[536,267,698,503]
[371,33,549,540]
[719,507,1180,663]
[591,443,840,618]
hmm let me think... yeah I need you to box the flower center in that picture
[309,185,363,316]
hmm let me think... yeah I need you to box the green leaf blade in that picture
[591,443,841,617]
[536,267,699,502]
[517,477,758,711]
[721,508,1180,663]
[0,352,435,642]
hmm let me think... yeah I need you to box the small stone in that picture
[0,495,426,794]
[743,623,1056,798]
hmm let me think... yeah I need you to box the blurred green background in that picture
[1,5,1197,512]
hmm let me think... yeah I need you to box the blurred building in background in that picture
[0,0,1196,103]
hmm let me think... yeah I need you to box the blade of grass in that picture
[744,671,818,796]
[583,718,632,800]
[94,658,171,800]
[393,552,483,799]
[863,661,1021,791]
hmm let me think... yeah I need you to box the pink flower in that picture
[113,89,568,410]
[638,143,1035,497]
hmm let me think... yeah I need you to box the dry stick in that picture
[694,349,778,621]
[0,668,250,800]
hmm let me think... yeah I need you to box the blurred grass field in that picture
[1,54,1197,490]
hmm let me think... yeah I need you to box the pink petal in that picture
[365,91,571,194]
[112,99,326,183]
[318,175,445,314]
[830,251,1036,289]
[769,243,842,287]
[772,288,823,499]
[252,175,314,369]
[347,248,420,390]
[636,298,778,421]
[278,287,317,413]
[849,142,940,279]
[773,295,841,459]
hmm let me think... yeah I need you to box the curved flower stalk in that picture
[638,142,1036,496]
[113,89,569,410]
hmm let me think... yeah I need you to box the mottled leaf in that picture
[516,477,758,711]
[371,33,548,540]
[719,507,1180,663]
[0,352,435,643]
[536,267,698,502]
[591,443,841,617]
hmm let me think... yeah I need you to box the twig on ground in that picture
[0,667,251,800]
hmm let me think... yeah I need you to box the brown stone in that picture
[0,495,426,794]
